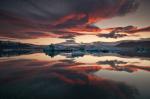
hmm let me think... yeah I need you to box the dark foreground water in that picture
[0,53,150,99]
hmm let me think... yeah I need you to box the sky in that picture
[0,0,150,45]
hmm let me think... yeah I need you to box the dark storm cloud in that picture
[105,26,137,33]
[97,32,128,38]
[97,26,150,39]
[51,0,140,29]
[117,0,139,15]
[97,25,135,38]
[127,26,150,33]
[0,0,140,39]
[0,0,140,21]
[106,26,150,34]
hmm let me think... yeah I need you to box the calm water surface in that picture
[0,53,150,99]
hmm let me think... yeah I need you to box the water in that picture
[0,53,149,99]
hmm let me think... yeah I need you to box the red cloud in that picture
[0,0,140,39]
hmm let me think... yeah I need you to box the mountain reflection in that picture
[0,53,149,99]
[0,61,139,99]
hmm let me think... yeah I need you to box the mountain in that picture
[115,40,150,57]
[116,40,150,48]
[0,41,45,57]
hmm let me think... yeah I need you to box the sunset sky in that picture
[0,0,150,45]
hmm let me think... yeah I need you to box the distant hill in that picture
[116,41,150,48]
[0,40,45,49]
[115,40,150,57]
[0,41,45,57]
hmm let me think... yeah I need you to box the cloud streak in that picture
[97,26,150,39]
[97,32,128,38]
[0,0,140,39]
